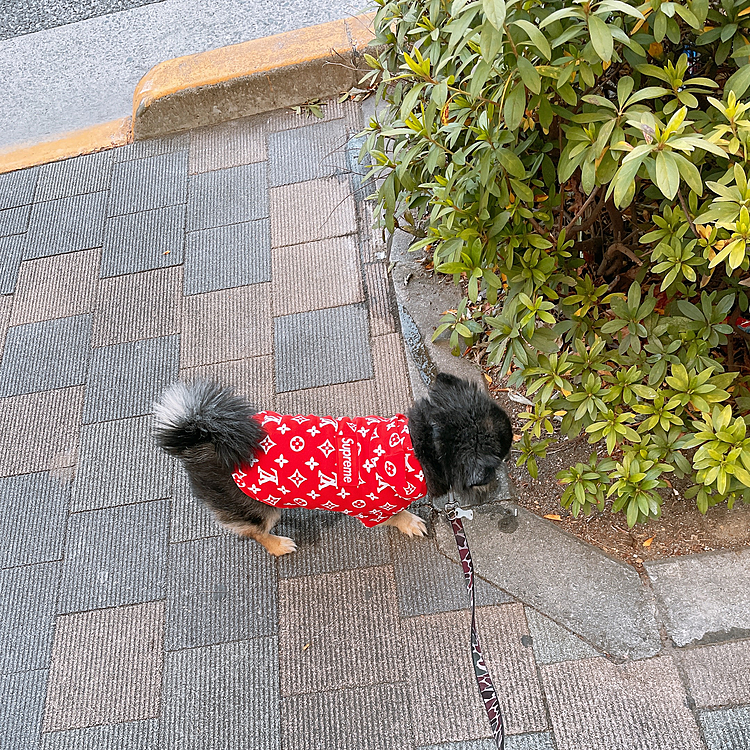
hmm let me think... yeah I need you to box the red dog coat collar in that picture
[232,412,428,527]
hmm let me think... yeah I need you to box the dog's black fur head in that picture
[408,372,512,504]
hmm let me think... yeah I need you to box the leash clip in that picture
[444,501,474,522]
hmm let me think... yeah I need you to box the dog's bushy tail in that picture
[153,380,265,470]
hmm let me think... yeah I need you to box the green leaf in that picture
[513,19,552,61]
[655,151,680,200]
[672,152,702,196]
[726,64,750,100]
[504,82,526,131]
[496,148,526,179]
[588,14,613,62]
[482,0,506,31]
[517,56,542,94]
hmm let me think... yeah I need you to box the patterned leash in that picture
[444,495,505,750]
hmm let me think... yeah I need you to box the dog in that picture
[153,372,512,556]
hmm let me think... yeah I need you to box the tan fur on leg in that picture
[380,510,427,537]
[218,511,297,556]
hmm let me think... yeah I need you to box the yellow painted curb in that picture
[132,13,376,139]
[0,13,376,173]
[0,118,132,175]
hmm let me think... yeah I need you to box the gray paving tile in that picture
[0,314,91,397]
[24,191,107,259]
[264,99,350,132]
[275,379,378,415]
[83,334,179,423]
[113,133,189,162]
[108,150,188,216]
[373,333,413,415]
[391,529,513,618]
[404,604,548,745]
[276,509,392,579]
[0,386,84,477]
[271,234,363,316]
[0,294,10,355]
[93,266,182,346]
[0,562,59,673]
[0,232,24,294]
[645,548,750,646]
[364,261,398,337]
[419,738,555,750]
[36,151,114,201]
[0,472,69,568]
[359,200,389,263]
[0,166,38,209]
[71,415,173,511]
[58,500,168,613]
[541,655,703,750]
[189,116,267,173]
[0,204,29,236]
[274,304,373,392]
[0,669,47,750]
[179,355,275,411]
[678,641,750,707]
[268,118,349,187]
[169,469,225,543]
[180,285,272,368]
[187,162,268,231]
[282,683,412,750]
[40,719,160,750]
[11,248,99,325]
[100,204,185,277]
[166,535,277,650]
[270,176,358,247]
[699,706,750,750]
[524,607,601,664]
[279,566,403,695]
[162,638,279,750]
[184,218,271,294]
[44,602,164,731]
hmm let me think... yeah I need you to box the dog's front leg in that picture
[379,510,427,537]
[220,509,297,556]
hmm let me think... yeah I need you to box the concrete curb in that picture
[0,13,375,174]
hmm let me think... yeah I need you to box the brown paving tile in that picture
[402,603,548,746]
[275,379,378,416]
[364,262,397,337]
[180,284,272,368]
[541,655,702,750]
[270,177,357,248]
[10,249,99,326]
[677,640,750,707]
[43,601,164,732]
[0,386,83,476]
[93,266,182,346]
[271,235,363,316]
[189,116,267,173]
[372,334,413,415]
[281,683,412,750]
[279,566,403,695]
[180,355,275,410]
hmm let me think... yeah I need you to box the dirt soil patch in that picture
[488,384,750,570]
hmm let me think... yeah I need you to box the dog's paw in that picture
[397,511,427,538]
[264,535,298,556]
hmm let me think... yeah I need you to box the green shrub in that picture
[361,0,750,525]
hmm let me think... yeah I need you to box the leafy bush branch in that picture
[362,0,750,525]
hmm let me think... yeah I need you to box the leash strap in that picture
[447,506,505,750]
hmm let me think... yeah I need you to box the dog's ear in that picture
[433,372,461,391]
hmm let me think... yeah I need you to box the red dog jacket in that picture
[232,411,427,527]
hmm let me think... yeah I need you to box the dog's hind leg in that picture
[380,510,427,538]
[217,509,298,557]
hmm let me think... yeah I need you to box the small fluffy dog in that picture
[153,372,512,556]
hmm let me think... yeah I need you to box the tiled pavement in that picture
[1,100,750,750]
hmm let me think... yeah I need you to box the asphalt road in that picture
[0,0,364,151]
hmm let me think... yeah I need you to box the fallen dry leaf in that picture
[544,514,562,521]
[643,537,654,547]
